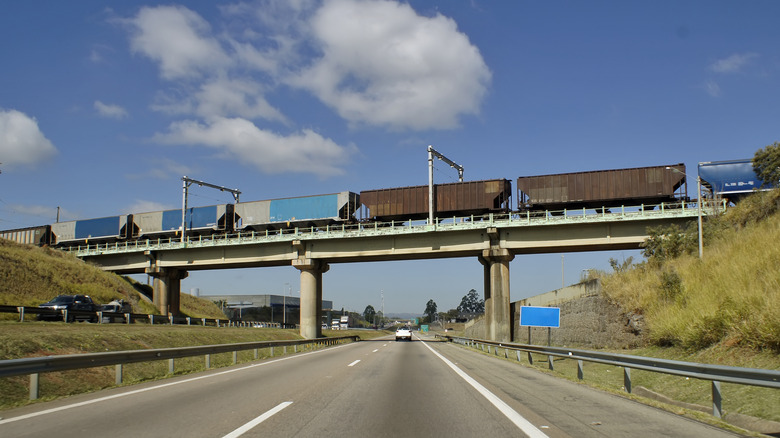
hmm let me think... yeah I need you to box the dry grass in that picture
[0,239,225,319]
[602,200,780,351]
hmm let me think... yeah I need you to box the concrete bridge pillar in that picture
[479,248,514,342]
[293,258,329,339]
[145,266,188,316]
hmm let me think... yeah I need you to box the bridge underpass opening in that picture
[129,248,643,341]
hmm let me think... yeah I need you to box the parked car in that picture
[99,300,132,323]
[395,326,412,341]
[38,295,98,322]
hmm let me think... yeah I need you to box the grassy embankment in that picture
[0,239,388,408]
[583,190,780,423]
[0,238,223,317]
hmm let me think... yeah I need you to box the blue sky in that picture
[1,1,778,315]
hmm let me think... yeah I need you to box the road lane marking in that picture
[0,342,357,426]
[372,349,379,352]
[222,402,292,438]
[348,360,361,367]
[420,341,549,438]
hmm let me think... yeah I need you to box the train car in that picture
[0,225,51,246]
[360,179,512,222]
[234,192,359,231]
[51,215,132,245]
[698,159,771,203]
[133,205,232,239]
[516,164,687,212]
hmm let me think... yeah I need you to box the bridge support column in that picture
[145,267,188,316]
[479,248,514,342]
[293,258,329,339]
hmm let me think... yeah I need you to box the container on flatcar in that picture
[0,225,51,246]
[516,164,687,212]
[133,205,232,238]
[360,179,512,222]
[235,192,359,230]
[51,215,131,245]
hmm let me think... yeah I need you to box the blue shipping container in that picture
[161,206,218,231]
[698,159,769,196]
[75,216,121,239]
[269,194,338,222]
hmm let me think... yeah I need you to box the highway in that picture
[0,333,740,437]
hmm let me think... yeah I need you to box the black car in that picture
[38,295,98,322]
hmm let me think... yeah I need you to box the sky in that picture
[1,1,779,315]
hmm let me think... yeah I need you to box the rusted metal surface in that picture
[360,179,511,221]
[516,164,687,211]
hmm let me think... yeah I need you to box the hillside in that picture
[602,189,780,352]
[0,239,225,319]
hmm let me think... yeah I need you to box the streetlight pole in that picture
[665,166,702,259]
[697,174,703,259]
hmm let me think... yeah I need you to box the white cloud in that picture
[94,100,129,119]
[154,117,354,177]
[121,1,490,175]
[0,109,57,168]
[709,53,759,74]
[704,80,721,97]
[126,158,194,180]
[290,0,491,130]
[153,78,287,123]
[126,5,231,79]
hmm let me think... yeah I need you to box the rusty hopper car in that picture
[360,179,512,222]
[516,164,687,211]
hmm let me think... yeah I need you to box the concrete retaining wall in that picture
[465,279,644,349]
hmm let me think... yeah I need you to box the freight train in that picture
[1,162,723,248]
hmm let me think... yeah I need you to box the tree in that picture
[363,305,376,323]
[608,256,634,273]
[753,142,780,188]
[641,223,697,263]
[424,299,437,323]
[457,289,484,314]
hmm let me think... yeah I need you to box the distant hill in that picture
[0,239,225,319]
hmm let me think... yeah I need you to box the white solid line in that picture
[0,343,356,426]
[420,341,549,438]
[347,360,361,367]
[222,402,292,438]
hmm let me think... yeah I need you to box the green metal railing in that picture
[67,200,723,257]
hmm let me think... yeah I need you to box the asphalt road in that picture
[0,333,741,437]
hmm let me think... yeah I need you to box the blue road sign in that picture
[520,306,560,328]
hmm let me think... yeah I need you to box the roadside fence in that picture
[0,335,359,401]
[440,335,780,419]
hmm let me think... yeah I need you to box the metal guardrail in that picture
[0,335,359,401]
[65,200,723,257]
[441,336,780,419]
[0,305,292,328]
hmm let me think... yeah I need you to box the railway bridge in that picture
[71,203,707,342]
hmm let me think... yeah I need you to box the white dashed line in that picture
[222,402,293,438]
[348,360,361,367]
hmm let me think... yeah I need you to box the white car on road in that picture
[395,326,412,341]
